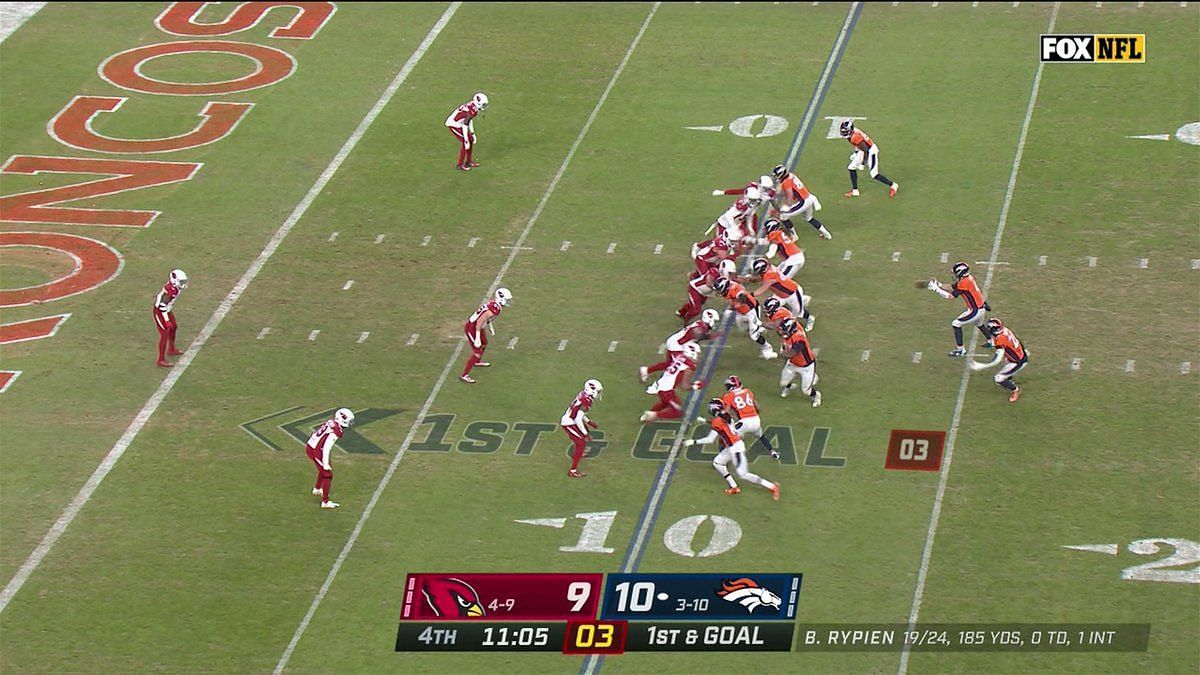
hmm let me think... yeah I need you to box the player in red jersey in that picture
[840,120,898,198]
[306,407,354,509]
[461,287,512,383]
[152,269,188,367]
[445,92,488,171]
[640,343,704,423]
[684,399,780,499]
[561,379,603,478]
[641,309,720,382]
[678,257,735,323]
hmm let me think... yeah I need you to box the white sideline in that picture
[897,4,1060,674]
[0,2,46,44]
[272,3,662,672]
[0,2,464,616]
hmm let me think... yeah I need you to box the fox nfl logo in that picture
[1040,34,1145,63]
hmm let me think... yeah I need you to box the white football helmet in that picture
[683,342,701,361]
[495,287,512,307]
[472,92,488,111]
[334,408,355,428]
[701,308,720,329]
[169,268,188,290]
[758,175,774,191]
[744,186,761,204]
[717,259,736,277]
[584,378,603,401]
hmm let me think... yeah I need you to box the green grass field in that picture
[1,2,1197,673]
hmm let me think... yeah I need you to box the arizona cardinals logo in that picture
[716,577,782,614]
[421,577,486,618]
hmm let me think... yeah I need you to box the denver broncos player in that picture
[770,164,832,240]
[779,318,822,407]
[762,297,795,334]
[683,399,780,500]
[153,269,187,367]
[720,375,780,461]
[973,318,1028,402]
[840,120,898,198]
[445,92,488,171]
[750,257,814,332]
[641,309,719,383]
[759,218,806,278]
[640,343,704,423]
[562,379,603,478]
[461,287,512,383]
[928,262,991,357]
[714,276,776,360]
[305,407,354,509]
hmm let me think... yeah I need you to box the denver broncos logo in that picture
[421,577,486,618]
[716,577,782,614]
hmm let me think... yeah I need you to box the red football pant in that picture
[562,424,588,470]
[306,445,333,502]
[678,284,706,323]
[448,126,475,166]
[647,349,683,375]
[153,308,177,360]
[652,390,684,420]
[463,325,488,377]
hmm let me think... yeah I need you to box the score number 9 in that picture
[567,581,592,613]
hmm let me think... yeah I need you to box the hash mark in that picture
[1138,258,1149,269]
[467,237,479,248]
[342,280,354,290]
[891,251,901,263]
[257,327,271,340]
[607,242,617,254]
[913,352,922,364]
[1192,259,1200,270]
[357,331,370,344]
[843,249,852,262]
[653,244,663,255]
[939,252,948,263]
[560,241,571,252]
[308,330,320,342]
[1124,359,1135,373]
[406,333,418,346]
[861,350,871,362]
[1087,256,1097,268]
[374,234,385,244]
[608,341,619,353]
[1038,255,1047,266]
[420,235,431,246]
[1182,362,1192,375]
[507,337,519,350]
[327,231,338,242]
[1070,358,1082,371]
[557,339,568,352]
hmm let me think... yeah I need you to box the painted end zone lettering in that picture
[156,2,336,40]
[885,429,946,472]
[99,40,296,96]
[49,96,253,154]
[0,371,20,394]
[0,313,71,345]
[0,156,201,227]
[0,232,123,306]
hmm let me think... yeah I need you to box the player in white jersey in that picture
[152,269,187,367]
[305,408,355,509]
[461,287,512,383]
[561,379,603,478]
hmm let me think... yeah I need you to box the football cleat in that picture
[1009,387,1021,403]
[724,486,741,495]
[811,391,822,408]
[948,347,966,358]
[467,160,480,168]
[844,189,860,198]
[638,366,649,383]
[320,501,340,509]
[889,182,899,198]
[771,484,781,501]
[168,348,184,356]
[460,374,476,384]
[456,164,471,172]
[312,487,324,496]
[157,359,172,368]
[770,449,781,461]
[567,468,587,478]
[780,386,790,398]
[760,348,778,360]
[984,341,995,350]
[639,411,656,423]
[475,361,491,368]
[334,408,355,428]
[818,227,833,240]
[805,314,815,332]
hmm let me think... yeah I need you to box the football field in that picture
[0,2,1197,674]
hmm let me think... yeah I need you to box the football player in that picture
[714,276,776,360]
[720,375,780,461]
[153,269,188,367]
[641,309,720,383]
[762,297,795,334]
[561,379,603,478]
[683,399,780,499]
[711,188,761,246]
[712,174,776,203]
[779,318,822,407]
[750,257,814,331]
[677,258,735,323]
[760,218,805,279]
[460,287,511,383]
[770,164,832,240]
[840,120,898,198]
[974,319,1028,403]
[306,407,354,509]
[927,262,991,357]
[640,343,704,423]
[445,92,488,171]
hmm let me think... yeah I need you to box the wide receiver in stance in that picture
[461,287,512,383]
[306,407,354,509]
[446,92,488,171]
[561,379,603,478]
[153,269,188,367]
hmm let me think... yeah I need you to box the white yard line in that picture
[898,4,1058,673]
[0,1,463,618]
[0,2,45,44]
[272,4,661,672]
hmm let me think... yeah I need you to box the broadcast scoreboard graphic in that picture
[396,572,803,653]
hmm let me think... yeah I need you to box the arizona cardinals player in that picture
[306,407,354,509]
[640,343,704,423]
[446,92,488,171]
[153,269,187,367]
[684,399,780,499]
[641,309,720,382]
[561,379,603,478]
[461,287,512,383]
[711,188,761,246]
[712,175,776,203]
[678,258,735,323]
[720,375,780,461]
